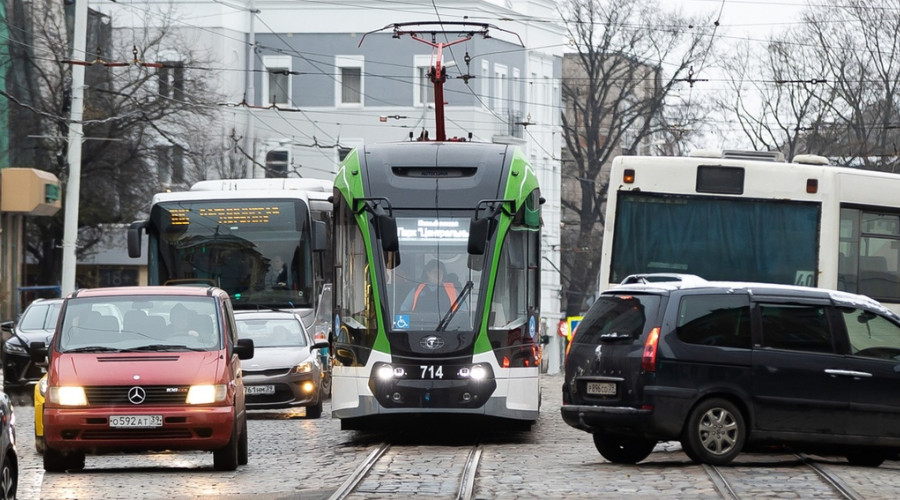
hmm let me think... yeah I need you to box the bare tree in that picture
[3,1,227,287]
[720,0,900,171]
[558,0,712,314]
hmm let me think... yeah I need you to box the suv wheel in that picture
[592,433,656,464]
[682,398,746,465]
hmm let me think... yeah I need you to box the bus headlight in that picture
[49,386,87,406]
[186,384,227,404]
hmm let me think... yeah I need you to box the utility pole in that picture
[60,0,88,295]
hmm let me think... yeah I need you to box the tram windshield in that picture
[384,217,481,332]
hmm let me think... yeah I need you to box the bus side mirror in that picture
[378,214,399,253]
[312,220,328,252]
[468,217,490,255]
[127,220,147,258]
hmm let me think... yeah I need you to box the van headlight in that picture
[186,384,227,404]
[48,386,87,406]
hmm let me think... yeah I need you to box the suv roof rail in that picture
[619,273,708,286]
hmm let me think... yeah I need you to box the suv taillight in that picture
[641,327,660,372]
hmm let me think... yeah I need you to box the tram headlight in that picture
[458,364,490,381]
[470,364,489,381]
[376,364,394,380]
[375,363,407,381]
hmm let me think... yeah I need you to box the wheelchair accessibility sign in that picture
[394,314,410,330]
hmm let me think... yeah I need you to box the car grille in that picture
[79,428,194,440]
[242,368,291,377]
[84,386,190,405]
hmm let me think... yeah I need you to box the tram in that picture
[330,22,544,430]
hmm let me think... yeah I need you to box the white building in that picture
[93,0,565,373]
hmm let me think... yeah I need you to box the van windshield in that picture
[58,297,220,352]
[574,294,661,344]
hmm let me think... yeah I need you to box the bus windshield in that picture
[148,199,316,309]
[384,216,481,332]
[610,192,820,285]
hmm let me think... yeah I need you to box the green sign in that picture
[45,183,60,203]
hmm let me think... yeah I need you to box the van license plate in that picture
[246,385,275,395]
[109,415,163,428]
[586,382,616,396]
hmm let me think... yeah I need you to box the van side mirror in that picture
[468,217,490,255]
[235,338,254,360]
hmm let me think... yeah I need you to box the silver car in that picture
[235,311,328,417]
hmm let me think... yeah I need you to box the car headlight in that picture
[186,384,227,404]
[291,361,314,374]
[4,340,27,355]
[48,386,88,406]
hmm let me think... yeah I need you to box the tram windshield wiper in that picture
[437,281,473,331]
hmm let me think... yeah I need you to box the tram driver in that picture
[401,260,462,313]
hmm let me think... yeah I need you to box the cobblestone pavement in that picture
[9,374,900,499]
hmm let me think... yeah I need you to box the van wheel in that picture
[592,433,656,464]
[682,398,745,465]
[43,447,85,472]
[238,417,249,466]
[213,421,239,471]
[845,451,884,467]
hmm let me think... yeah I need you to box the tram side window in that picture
[333,197,376,366]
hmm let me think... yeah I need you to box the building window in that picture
[494,63,507,114]
[414,55,436,106]
[158,62,184,101]
[265,150,289,178]
[263,55,292,106]
[481,60,490,109]
[335,56,364,106]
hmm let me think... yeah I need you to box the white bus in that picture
[598,150,900,313]
[127,178,333,324]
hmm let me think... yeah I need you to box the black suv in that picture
[562,274,900,466]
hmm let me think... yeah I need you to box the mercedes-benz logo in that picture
[420,335,445,350]
[128,386,147,405]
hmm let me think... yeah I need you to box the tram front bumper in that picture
[368,362,497,409]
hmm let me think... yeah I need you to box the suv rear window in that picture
[573,294,661,343]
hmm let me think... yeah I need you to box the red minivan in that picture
[33,286,254,472]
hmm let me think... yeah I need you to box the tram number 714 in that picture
[420,365,444,379]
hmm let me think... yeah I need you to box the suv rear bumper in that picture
[44,406,234,453]
[561,400,687,439]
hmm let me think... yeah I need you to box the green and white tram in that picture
[330,141,544,429]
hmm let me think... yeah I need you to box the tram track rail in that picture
[701,453,864,500]
[328,442,484,500]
